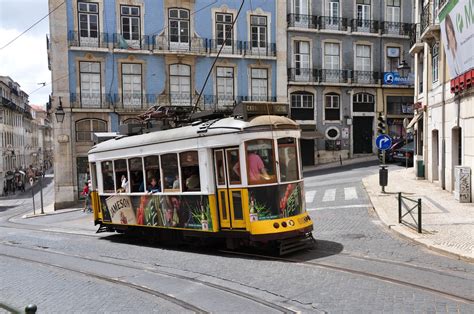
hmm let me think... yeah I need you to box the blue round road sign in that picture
[376,134,392,151]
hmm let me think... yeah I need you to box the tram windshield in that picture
[245,139,276,185]
[278,138,300,182]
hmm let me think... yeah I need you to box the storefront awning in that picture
[301,130,325,139]
[406,113,423,130]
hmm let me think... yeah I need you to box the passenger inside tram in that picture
[147,177,161,193]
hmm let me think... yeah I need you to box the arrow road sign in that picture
[376,134,392,151]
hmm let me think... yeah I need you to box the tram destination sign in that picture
[244,103,288,116]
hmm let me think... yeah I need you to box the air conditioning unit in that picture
[454,166,471,203]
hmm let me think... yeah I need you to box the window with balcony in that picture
[294,41,310,79]
[215,13,233,46]
[323,42,341,82]
[170,64,191,104]
[324,93,340,121]
[79,61,101,108]
[294,0,309,14]
[386,0,400,22]
[169,8,189,45]
[76,119,107,142]
[356,0,371,31]
[78,2,98,46]
[250,15,267,49]
[216,67,234,104]
[290,92,314,120]
[432,43,439,83]
[122,63,142,108]
[250,68,268,101]
[355,44,371,71]
[121,5,140,48]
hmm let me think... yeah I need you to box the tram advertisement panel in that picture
[248,182,304,221]
[100,194,213,231]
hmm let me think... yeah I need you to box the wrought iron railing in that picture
[410,23,421,47]
[287,13,318,29]
[153,35,206,54]
[242,41,277,57]
[319,16,348,31]
[351,19,379,33]
[381,21,414,36]
[352,71,379,84]
[70,93,111,109]
[207,39,243,55]
[319,69,349,83]
[68,31,109,48]
[288,68,319,82]
[113,33,150,50]
[420,2,433,34]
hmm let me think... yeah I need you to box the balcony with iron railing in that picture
[351,19,379,33]
[288,68,319,83]
[319,16,348,31]
[319,69,349,83]
[207,39,243,55]
[68,31,109,49]
[352,70,380,84]
[409,24,424,54]
[242,41,277,57]
[381,21,414,36]
[153,35,207,54]
[287,13,318,29]
[420,1,440,41]
[113,33,151,51]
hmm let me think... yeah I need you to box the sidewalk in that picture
[363,167,474,262]
[22,202,83,219]
[303,155,378,173]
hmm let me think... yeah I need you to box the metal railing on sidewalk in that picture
[398,192,422,233]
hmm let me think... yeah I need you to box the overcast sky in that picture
[0,0,51,108]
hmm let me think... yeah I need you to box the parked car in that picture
[392,141,415,166]
[386,140,409,163]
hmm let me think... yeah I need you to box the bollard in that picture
[379,165,388,193]
[398,192,402,223]
[25,304,37,313]
[417,198,422,233]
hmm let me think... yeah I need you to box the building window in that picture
[78,2,98,45]
[79,61,101,108]
[251,68,268,101]
[120,5,140,44]
[432,43,439,83]
[250,15,267,49]
[356,0,371,20]
[122,63,142,107]
[293,0,309,14]
[291,92,314,120]
[386,46,400,72]
[169,8,189,44]
[353,93,374,112]
[75,119,107,142]
[294,41,310,76]
[216,66,234,102]
[386,0,400,22]
[216,13,233,46]
[387,96,414,115]
[328,0,340,21]
[355,44,371,71]
[324,93,340,121]
[170,64,191,104]
[324,42,340,69]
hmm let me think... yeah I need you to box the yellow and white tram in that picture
[88,115,313,254]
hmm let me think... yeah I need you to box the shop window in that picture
[245,139,276,185]
[180,151,200,191]
[101,161,114,192]
[161,153,179,191]
[114,159,128,193]
[144,156,161,192]
[278,138,299,182]
[128,157,144,193]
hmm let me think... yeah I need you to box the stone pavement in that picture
[363,167,474,262]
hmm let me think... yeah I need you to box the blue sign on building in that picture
[383,72,414,86]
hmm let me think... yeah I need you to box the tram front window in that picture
[245,139,276,185]
[161,153,179,191]
[101,161,114,193]
[278,138,299,182]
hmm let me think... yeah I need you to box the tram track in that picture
[218,250,474,305]
[0,242,298,313]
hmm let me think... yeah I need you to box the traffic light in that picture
[377,114,386,135]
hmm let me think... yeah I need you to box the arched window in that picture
[75,119,107,142]
[324,93,340,121]
[353,92,374,112]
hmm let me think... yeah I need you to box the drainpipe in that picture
[441,42,446,190]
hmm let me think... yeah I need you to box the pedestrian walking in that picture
[81,182,91,212]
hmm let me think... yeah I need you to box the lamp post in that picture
[55,97,65,123]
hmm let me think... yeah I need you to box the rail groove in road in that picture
[0,242,297,313]
[218,250,474,305]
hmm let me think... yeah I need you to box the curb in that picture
[22,207,83,219]
[303,156,378,173]
[361,178,474,263]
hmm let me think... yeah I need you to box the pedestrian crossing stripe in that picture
[322,189,336,202]
[305,186,360,202]
[305,191,316,203]
[344,187,358,200]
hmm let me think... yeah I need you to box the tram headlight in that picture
[288,220,295,226]
[273,222,280,229]
[281,221,287,228]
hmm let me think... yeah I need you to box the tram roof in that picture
[88,115,298,154]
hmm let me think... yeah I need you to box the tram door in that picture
[214,148,246,229]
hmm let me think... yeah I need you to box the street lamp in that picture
[55,97,65,123]
[397,60,411,74]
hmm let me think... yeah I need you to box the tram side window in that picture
[101,161,115,193]
[227,149,241,185]
[215,150,225,186]
[180,151,200,192]
[128,157,144,193]
[144,156,161,193]
[161,153,180,191]
[278,138,299,182]
[90,162,97,190]
[245,139,276,185]
[114,159,128,193]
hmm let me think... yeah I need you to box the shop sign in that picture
[383,72,415,85]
